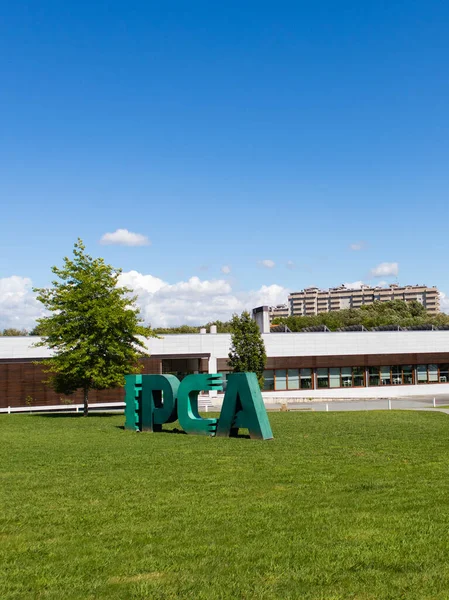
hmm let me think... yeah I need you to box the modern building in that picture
[1,311,449,409]
[289,284,440,316]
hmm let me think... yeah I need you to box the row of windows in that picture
[262,364,449,390]
[264,369,313,391]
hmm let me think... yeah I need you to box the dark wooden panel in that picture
[0,357,162,409]
[265,353,449,369]
[217,358,230,371]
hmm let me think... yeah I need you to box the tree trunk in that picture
[83,387,89,417]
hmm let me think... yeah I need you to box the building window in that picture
[341,367,352,387]
[368,367,380,386]
[317,368,329,388]
[287,369,299,390]
[402,365,413,385]
[353,367,364,387]
[300,368,313,389]
[329,367,340,388]
[265,363,449,391]
[417,365,428,384]
[276,369,287,391]
[391,366,402,385]
[263,370,275,391]
[428,364,438,383]
[380,366,391,386]
[440,364,449,383]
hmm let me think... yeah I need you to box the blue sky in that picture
[1,1,448,326]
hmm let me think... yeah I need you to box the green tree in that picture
[228,311,267,389]
[34,239,150,416]
[1,328,29,336]
[274,300,447,332]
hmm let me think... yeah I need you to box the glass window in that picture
[368,366,380,386]
[392,366,402,385]
[300,368,312,389]
[439,364,449,383]
[428,364,438,383]
[276,369,287,391]
[353,366,364,387]
[417,365,428,384]
[341,367,352,387]
[380,366,391,385]
[317,368,329,388]
[287,369,299,390]
[329,367,340,388]
[402,365,413,385]
[263,370,274,391]
[219,371,231,392]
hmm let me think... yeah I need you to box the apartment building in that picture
[289,284,440,316]
[269,304,290,321]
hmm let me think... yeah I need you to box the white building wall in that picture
[1,331,449,361]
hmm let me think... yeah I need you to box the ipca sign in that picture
[125,372,273,440]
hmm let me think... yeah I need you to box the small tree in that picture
[228,311,267,389]
[34,239,150,416]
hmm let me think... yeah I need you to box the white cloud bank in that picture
[100,229,150,246]
[0,272,290,329]
[0,271,289,329]
[440,293,449,313]
[343,281,365,289]
[118,271,289,327]
[370,262,399,278]
[0,276,47,330]
[2,272,449,329]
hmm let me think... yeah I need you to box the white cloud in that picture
[221,265,231,274]
[0,271,290,330]
[286,260,296,270]
[0,276,46,330]
[100,229,150,247]
[440,292,449,314]
[343,281,364,289]
[260,259,275,269]
[118,270,289,326]
[370,262,399,278]
[350,242,365,251]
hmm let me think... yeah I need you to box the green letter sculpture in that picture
[215,373,273,440]
[141,374,179,432]
[177,374,223,436]
[124,372,273,440]
[124,374,142,431]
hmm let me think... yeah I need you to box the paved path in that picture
[262,397,449,413]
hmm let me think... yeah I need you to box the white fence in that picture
[1,396,448,415]
[0,401,126,415]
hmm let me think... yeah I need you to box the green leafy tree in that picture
[1,328,29,336]
[228,311,267,389]
[274,300,447,332]
[34,239,150,416]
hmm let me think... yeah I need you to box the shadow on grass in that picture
[115,425,187,434]
[115,425,249,437]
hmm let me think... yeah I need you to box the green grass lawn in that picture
[2,411,449,600]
